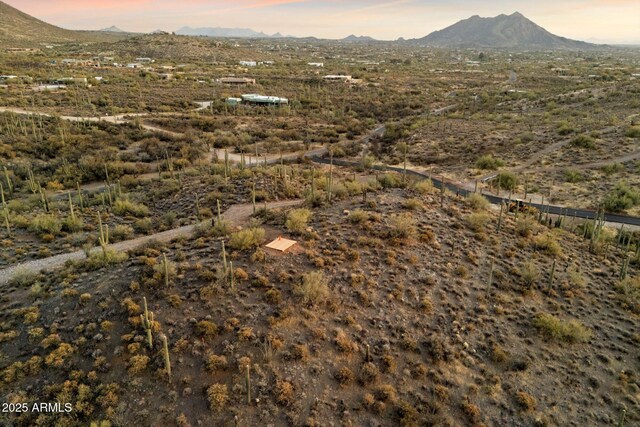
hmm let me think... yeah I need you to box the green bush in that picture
[388,213,416,239]
[570,134,595,149]
[285,208,312,233]
[30,214,62,236]
[624,126,640,138]
[495,172,518,191]
[466,212,490,232]
[412,180,433,194]
[228,227,265,250]
[348,209,369,224]
[533,314,592,343]
[600,163,624,176]
[563,169,584,183]
[466,193,489,211]
[475,155,505,170]
[113,199,150,218]
[62,216,84,233]
[603,182,640,212]
[111,224,134,242]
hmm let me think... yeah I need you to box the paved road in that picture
[309,157,640,227]
[0,199,303,286]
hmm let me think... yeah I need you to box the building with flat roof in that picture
[218,77,256,85]
[323,75,352,82]
[240,94,288,105]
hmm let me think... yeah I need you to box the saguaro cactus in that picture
[97,212,109,257]
[1,182,10,236]
[245,364,251,404]
[140,296,153,349]
[161,334,171,377]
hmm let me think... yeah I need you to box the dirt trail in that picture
[0,199,302,286]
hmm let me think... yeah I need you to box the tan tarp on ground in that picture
[265,236,297,252]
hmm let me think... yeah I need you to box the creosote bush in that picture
[533,313,592,343]
[285,208,312,233]
[295,270,329,305]
[476,154,505,170]
[228,227,265,250]
[466,212,490,232]
[113,199,150,218]
[466,193,489,211]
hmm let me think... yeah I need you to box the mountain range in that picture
[412,12,594,49]
[176,26,288,39]
[0,1,599,50]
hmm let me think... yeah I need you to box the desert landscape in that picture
[0,1,638,426]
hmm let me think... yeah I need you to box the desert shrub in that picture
[557,121,575,135]
[495,172,518,190]
[519,262,539,289]
[388,213,416,239]
[63,216,84,233]
[563,169,584,183]
[466,212,490,232]
[30,214,62,236]
[533,313,592,343]
[412,179,433,194]
[566,266,586,288]
[285,208,312,233]
[615,276,639,314]
[403,198,423,210]
[133,218,153,234]
[378,173,401,188]
[334,329,358,353]
[228,227,265,250]
[9,269,38,287]
[603,182,640,212]
[335,366,354,385]
[110,224,134,242]
[348,209,369,224]
[624,126,640,138]
[466,193,489,211]
[294,270,329,305]
[275,380,294,406]
[533,232,563,257]
[516,216,537,237]
[207,384,228,411]
[45,343,75,368]
[600,163,624,176]
[570,134,595,149]
[127,355,149,374]
[206,354,228,372]
[476,154,505,170]
[360,362,379,385]
[196,321,218,338]
[85,249,127,270]
[515,391,536,411]
[113,199,149,217]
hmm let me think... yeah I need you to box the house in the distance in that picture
[217,77,256,85]
[323,74,352,82]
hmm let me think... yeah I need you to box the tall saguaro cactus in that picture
[140,296,153,349]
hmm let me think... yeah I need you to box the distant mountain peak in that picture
[414,12,595,49]
[342,34,376,42]
[175,26,283,38]
[100,25,125,33]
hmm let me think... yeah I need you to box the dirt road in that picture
[0,199,302,286]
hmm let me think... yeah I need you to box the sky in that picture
[6,0,640,43]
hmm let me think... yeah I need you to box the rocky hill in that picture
[0,0,128,46]
[415,12,595,49]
